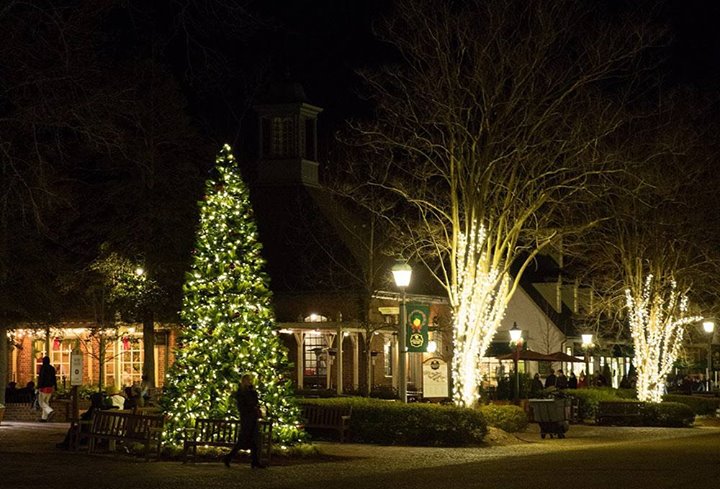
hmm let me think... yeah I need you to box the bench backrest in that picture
[91,410,129,436]
[191,418,242,443]
[301,404,351,425]
[91,410,164,438]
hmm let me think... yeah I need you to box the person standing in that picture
[223,374,266,469]
[568,371,578,389]
[544,369,557,389]
[556,369,568,389]
[530,373,544,397]
[37,356,57,422]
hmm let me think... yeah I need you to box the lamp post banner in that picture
[406,303,429,352]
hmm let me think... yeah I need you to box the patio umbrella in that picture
[546,351,585,362]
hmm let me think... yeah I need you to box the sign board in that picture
[423,357,449,398]
[378,306,399,315]
[70,351,83,386]
[406,303,429,352]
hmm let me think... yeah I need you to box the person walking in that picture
[37,356,57,422]
[223,374,266,469]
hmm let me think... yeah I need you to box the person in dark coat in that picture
[544,369,557,389]
[531,373,544,397]
[556,369,568,389]
[223,374,266,469]
[37,356,57,422]
[56,392,106,449]
[568,371,578,389]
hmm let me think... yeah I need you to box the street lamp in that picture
[703,320,715,392]
[509,322,523,405]
[392,259,412,403]
[581,333,594,388]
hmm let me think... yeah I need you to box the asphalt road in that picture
[1,421,718,489]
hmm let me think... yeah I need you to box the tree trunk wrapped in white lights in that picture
[450,224,510,407]
[625,275,700,403]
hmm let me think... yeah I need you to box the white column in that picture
[351,333,359,390]
[392,332,399,389]
[324,333,336,389]
[294,332,305,390]
[336,326,344,395]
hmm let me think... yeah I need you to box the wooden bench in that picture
[182,418,272,464]
[596,401,645,425]
[300,404,352,442]
[88,410,164,460]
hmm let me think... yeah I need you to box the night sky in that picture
[3,0,720,320]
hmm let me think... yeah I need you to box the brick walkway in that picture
[1,419,718,489]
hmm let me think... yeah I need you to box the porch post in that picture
[336,327,344,395]
[324,333,336,389]
[351,333,359,390]
[293,332,304,390]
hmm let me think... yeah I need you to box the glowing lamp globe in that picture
[509,322,523,343]
[703,321,715,334]
[581,333,593,346]
[391,260,413,288]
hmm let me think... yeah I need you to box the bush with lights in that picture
[162,145,304,446]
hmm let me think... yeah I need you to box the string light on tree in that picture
[450,222,509,407]
[161,144,304,446]
[625,274,700,403]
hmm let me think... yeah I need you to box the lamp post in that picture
[581,333,594,388]
[509,322,523,405]
[392,259,412,403]
[703,320,715,392]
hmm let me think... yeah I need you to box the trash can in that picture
[529,398,571,439]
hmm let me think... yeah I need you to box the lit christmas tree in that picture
[162,144,304,446]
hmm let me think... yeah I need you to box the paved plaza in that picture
[1,420,719,489]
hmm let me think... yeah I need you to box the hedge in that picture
[642,402,695,427]
[662,395,720,416]
[300,398,487,446]
[566,389,622,420]
[479,404,528,433]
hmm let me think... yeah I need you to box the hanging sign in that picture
[406,303,429,352]
[70,351,83,386]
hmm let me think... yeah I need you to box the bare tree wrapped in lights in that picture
[626,274,699,403]
[347,0,664,406]
[162,145,303,446]
[566,104,718,403]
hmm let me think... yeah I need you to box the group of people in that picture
[4,357,57,422]
[531,368,610,394]
[106,377,151,410]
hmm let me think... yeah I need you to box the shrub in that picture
[369,385,398,400]
[663,395,720,416]
[301,397,487,446]
[54,384,100,400]
[568,388,621,420]
[642,402,695,427]
[494,374,532,400]
[479,404,528,432]
[614,388,638,400]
